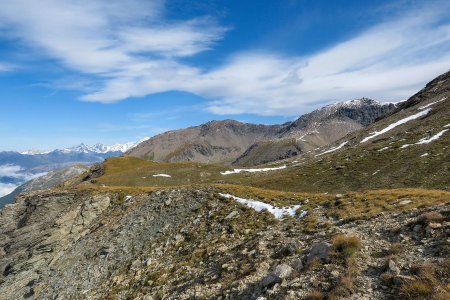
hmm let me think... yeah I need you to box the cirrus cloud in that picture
[0,0,449,116]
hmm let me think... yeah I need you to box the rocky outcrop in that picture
[0,186,447,299]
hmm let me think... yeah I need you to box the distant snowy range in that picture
[0,138,149,198]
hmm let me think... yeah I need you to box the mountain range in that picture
[127,98,396,166]
[0,71,448,299]
[20,138,150,156]
[0,138,148,198]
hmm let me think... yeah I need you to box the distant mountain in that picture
[234,98,396,165]
[0,137,149,198]
[0,164,89,208]
[127,99,396,165]
[21,137,150,155]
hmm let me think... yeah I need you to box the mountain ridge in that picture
[127,98,396,165]
[20,137,150,155]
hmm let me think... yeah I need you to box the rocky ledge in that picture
[0,188,448,299]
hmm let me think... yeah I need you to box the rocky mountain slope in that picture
[127,99,395,165]
[0,186,448,299]
[234,98,395,166]
[0,71,448,300]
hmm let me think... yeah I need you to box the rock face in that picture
[0,187,448,299]
[127,99,396,166]
[0,188,210,299]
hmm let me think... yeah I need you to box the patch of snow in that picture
[296,133,308,142]
[400,144,412,149]
[385,99,407,105]
[298,211,308,218]
[420,153,429,157]
[398,199,412,206]
[153,174,171,178]
[221,165,287,175]
[219,193,304,219]
[444,124,450,128]
[20,149,51,155]
[124,195,133,201]
[372,170,380,175]
[418,97,446,110]
[415,129,448,145]
[315,141,348,157]
[360,109,431,143]
[377,147,390,152]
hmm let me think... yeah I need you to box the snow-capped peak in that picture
[20,149,51,155]
[21,137,150,155]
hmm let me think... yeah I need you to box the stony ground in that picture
[0,187,448,299]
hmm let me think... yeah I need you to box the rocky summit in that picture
[0,72,449,300]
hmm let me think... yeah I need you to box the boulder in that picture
[388,259,400,274]
[290,258,303,272]
[261,264,293,288]
[307,242,331,264]
[225,211,240,220]
[273,243,296,259]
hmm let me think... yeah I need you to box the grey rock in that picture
[413,224,423,232]
[273,243,297,259]
[261,264,293,288]
[225,211,240,220]
[388,259,400,274]
[290,258,303,272]
[307,242,331,264]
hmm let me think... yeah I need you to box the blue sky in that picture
[0,0,449,151]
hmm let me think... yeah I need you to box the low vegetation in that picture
[331,235,361,263]
[396,261,450,299]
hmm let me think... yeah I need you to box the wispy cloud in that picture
[0,1,449,116]
[0,62,15,72]
[0,183,17,197]
[0,164,46,180]
[199,6,450,115]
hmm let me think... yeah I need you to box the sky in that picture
[0,0,449,151]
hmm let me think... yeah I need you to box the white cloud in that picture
[0,62,14,72]
[0,164,46,181]
[0,0,225,74]
[0,183,17,197]
[0,164,23,177]
[0,1,449,116]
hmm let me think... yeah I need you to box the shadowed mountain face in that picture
[127,98,396,165]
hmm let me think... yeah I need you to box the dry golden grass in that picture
[331,235,361,262]
[397,260,450,300]
[70,157,450,223]
[305,290,326,300]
